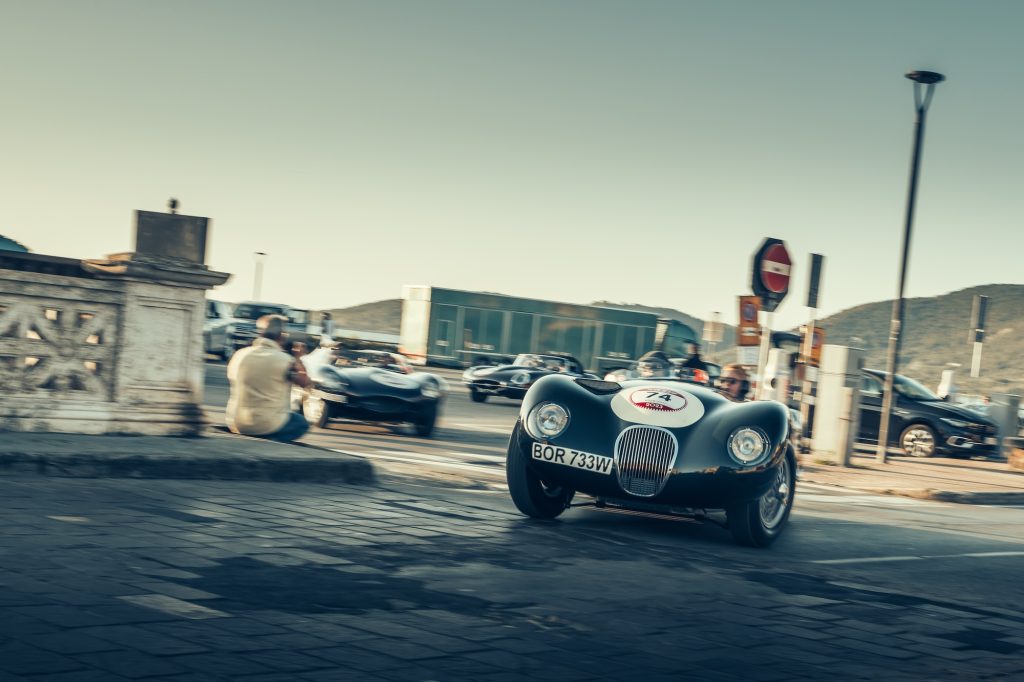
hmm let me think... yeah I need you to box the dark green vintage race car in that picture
[505,374,797,547]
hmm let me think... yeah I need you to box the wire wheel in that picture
[759,453,793,530]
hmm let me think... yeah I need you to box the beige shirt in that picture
[225,338,295,436]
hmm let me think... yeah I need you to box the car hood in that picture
[918,400,996,424]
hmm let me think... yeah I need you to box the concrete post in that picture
[0,209,230,435]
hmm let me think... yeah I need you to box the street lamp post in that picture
[876,70,945,463]
[252,251,268,300]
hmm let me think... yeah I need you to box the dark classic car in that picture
[203,300,237,359]
[858,369,998,457]
[462,353,593,403]
[295,349,447,436]
[506,374,796,547]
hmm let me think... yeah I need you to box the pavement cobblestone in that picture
[0,478,1017,680]
[2,434,1024,680]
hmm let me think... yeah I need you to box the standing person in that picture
[680,342,709,373]
[226,314,310,442]
[716,363,751,402]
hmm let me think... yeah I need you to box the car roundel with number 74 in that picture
[505,373,797,547]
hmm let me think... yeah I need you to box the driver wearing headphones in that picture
[717,363,750,402]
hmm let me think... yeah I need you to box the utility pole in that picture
[877,70,945,463]
[252,251,267,300]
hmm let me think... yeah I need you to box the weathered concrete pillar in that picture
[0,209,230,435]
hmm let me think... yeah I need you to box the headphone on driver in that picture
[736,378,751,400]
[718,365,751,400]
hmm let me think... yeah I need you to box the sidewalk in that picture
[3,429,1024,505]
[800,452,1024,505]
[0,430,375,485]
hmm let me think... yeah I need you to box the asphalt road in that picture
[0,363,1022,680]
[202,360,1024,583]
[2,473,1023,681]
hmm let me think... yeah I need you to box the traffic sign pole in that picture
[800,254,824,449]
[755,311,773,400]
[749,238,792,399]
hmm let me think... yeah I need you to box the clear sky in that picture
[2,1,1021,330]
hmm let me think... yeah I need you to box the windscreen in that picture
[514,354,567,371]
[234,304,287,320]
[894,375,940,401]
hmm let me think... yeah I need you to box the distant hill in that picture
[327,285,1024,394]
[324,299,401,334]
[814,284,1024,396]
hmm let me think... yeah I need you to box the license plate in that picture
[985,437,997,445]
[531,442,613,475]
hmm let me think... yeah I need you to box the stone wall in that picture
[0,251,228,436]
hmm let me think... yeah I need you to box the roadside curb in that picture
[0,437,376,485]
[800,474,1024,506]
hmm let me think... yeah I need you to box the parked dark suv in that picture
[858,369,998,458]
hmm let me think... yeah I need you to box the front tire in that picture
[414,405,438,438]
[302,394,331,428]
[728,449,796,547]
[221,337,235,361]
[506,439,574,519]
[899,423,937,457]
[470,388,487,403]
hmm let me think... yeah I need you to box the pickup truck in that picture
[227,301,324,355]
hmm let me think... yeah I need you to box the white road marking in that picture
[813,550,1024,565]
[328,447,505,477]
[797,493,930,506]
[812,556,921,565]
[446,422,514,434]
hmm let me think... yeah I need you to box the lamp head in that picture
[906,71,945,85]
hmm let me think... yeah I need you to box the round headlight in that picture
[421,383,441,398]
[509,371,531,386]
[727,427,770,465]
[527,402,570,439]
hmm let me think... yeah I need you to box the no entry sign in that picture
[751,238,792,312]
[761,244,791,293]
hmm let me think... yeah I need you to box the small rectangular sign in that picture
[134,210,209,264]
[969,295,989,344]
[736,346,760,367]
[808,326,825,367]
[738,295,761,346]
[807,253,824,309]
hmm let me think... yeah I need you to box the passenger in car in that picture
[717,364,751,402]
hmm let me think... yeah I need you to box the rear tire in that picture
[470,388,487,403]
[728,449,796,547]
[506,439,574,519]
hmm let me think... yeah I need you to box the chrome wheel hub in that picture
[902,428,935,457]
[759,457,792,529]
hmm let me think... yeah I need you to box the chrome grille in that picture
[614,425,678,497]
